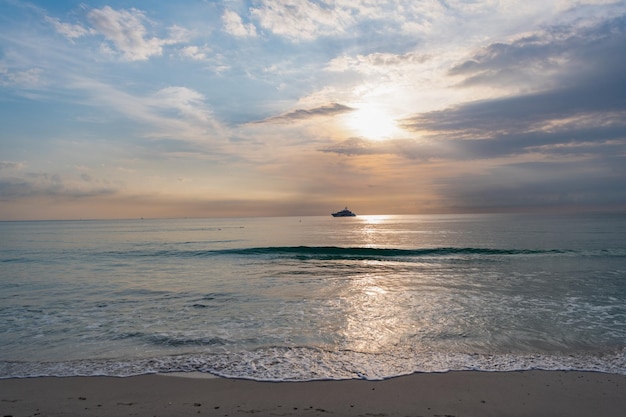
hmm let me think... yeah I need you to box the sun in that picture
[345,105,399,140]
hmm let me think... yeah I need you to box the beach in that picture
[2,370,625,417]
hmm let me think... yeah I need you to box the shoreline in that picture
[2,347,624,380]
[2,370,625,417]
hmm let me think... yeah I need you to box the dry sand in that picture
[1,370,625,417]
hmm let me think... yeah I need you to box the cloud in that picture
[400,13,626,156]
[252,102,355,124]
[0,171,117,200]
[179,45,210,61]
[245,0,456,42]
[452,11,626,88]
[86,6,187,61]
[45,16,91,41]
[178,45,231,73]
[250,0,354,41]
[0,66,44,88]
[402,88,626,142]
[319,137,381,156]
[3,0,625,217]
[245,0,545,43]
[0,161,25,171]
[319,137,454,161]
[222,10,257,38]
[446,15,624,91]
[66,77,226,145]
[317,133,626,212]
[326,51,431,74]
[149,86,216,124]
[436,159,626,211]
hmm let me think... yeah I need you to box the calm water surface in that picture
[1,213,625,380]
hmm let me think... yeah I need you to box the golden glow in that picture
[346,105,400,140]
[360,215,391,224]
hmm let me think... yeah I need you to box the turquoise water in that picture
[1,213,625,380]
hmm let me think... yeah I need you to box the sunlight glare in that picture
[346,105,399,140]
[361,215,391,224]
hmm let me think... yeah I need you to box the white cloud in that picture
[43,7,190,60]
[167,25,192,43]
[150,86,214,123]
[180,45,210,61]
[179,46,231,74]
[245,0,453,42]
[70,78,227,143]
[86,6,185,61]
[222,10,257,38]
[326,51,430,74]
[250,0,353,41]
[0,65,44,88]
[45,16,91,41]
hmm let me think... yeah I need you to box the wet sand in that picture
[1,370,625,417]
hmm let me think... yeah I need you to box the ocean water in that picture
[1,213,625,381]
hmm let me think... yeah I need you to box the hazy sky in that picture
[1,0,625,220]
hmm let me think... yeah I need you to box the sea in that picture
[1,213,625,381]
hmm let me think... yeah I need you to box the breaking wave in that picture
[2,346,625,381]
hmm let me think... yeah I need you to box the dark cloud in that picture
[402,84,626,143]
[321,132,626,164]
[467,130,624,160]
[0,177,33,199]
[0,161,24,170]
[400,14,626,159]
[252,102,355,124]
[436,159,626,211]
[319,137,382,156]
[448,14,626,89]
[319,137,450,161]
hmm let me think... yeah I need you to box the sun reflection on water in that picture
[317,215,437,354]
[359,215,392,224]
[337,272,414,354]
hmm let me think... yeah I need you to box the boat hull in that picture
[331,207,356,217]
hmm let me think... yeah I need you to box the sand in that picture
[1,370,625,417]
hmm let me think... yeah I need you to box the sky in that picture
[1,0,625,220]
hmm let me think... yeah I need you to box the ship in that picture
[331,207,356,217]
